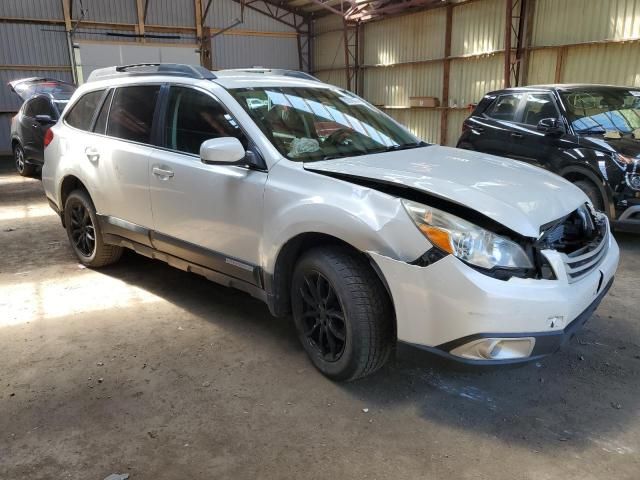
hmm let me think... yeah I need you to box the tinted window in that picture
[93,89,114,134]
[66,90,104,130]
[522,93,558,125]
[560,88,640,134]
[29,97,57,118]
[164,87,246,154]
[23,99,37,117]
[486,94,522,121]
[107,86,160,144]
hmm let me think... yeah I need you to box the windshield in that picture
[229,86,425,161]
[560,88,640,135]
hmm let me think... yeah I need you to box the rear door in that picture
[472,92,524,156]
[19,99,39,160]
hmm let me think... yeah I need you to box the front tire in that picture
[63,190,123,267]
[14,144,35,177]
[291,246,393,381]
[573,179,604,211]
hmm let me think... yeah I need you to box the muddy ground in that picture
[0,159,639,479]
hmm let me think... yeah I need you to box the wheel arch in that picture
[59,175,92,226]
[264,232,396,340]
[558,165,614,218]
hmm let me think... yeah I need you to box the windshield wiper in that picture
[575,126,607,135]
[371,141,429,154]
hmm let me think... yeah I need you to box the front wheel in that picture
[64,190,123,267]
[291,246,393,381]
[14,144,36,177]
[573,179,604,211]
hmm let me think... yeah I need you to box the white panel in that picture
[76,42,200,83]
[526,49,557,86]
[314,31,346,70]
[315,69,348,90]
[382,108,441,144]
[212,35,299,70]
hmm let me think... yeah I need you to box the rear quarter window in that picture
[65,90,105,131]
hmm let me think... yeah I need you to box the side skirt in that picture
[98,215,267,303]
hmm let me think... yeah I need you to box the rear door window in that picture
[93,89,114,135]
[107,85,160,144]
[486,93,523,122]
[65,90,105,131]
[521,93,558,125]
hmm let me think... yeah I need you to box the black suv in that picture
[457,84,640,232]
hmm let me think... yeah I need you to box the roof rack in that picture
[87,63,216,82]
[219,68,320,82]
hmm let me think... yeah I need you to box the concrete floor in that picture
[0,160,639,480]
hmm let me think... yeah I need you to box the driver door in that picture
[149,85,267,278]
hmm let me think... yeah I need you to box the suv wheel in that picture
[573,179,604,211]
[291,246,393,381]
[14,144,35,177]
[64,190,123,267]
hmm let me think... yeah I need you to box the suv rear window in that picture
[65,90,104,131]
[107,85,160,144]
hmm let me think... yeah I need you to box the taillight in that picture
[44,128,54,148]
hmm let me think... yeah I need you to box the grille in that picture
[538,205,609,284]
[560,224,609,283]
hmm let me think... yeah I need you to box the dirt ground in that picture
[0,159,639,480]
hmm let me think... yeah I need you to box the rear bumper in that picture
[368,232,619,364]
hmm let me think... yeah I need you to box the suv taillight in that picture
[44,128,54,148]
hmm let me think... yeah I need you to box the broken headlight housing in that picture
[402,199,533,270]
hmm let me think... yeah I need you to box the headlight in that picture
[402,199,533,270]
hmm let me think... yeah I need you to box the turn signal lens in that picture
[44,128,54,148]
[420,225,454,254]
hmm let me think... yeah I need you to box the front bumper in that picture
[368,232,619,364]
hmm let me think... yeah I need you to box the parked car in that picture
[42,64,619,381]
[9,77,76,176]
[457,84,640,232]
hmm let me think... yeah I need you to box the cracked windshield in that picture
[230,86,426,161]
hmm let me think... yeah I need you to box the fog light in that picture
[450,337,535,361]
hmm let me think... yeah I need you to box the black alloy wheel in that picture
[69,202,96,257]
[299,271,347,362]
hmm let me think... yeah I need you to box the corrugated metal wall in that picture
[0,0,308,153]
[313,0,640,146]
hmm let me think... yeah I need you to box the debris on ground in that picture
[104,474,129,480]
[98,378,104,383]
[97,362,104,366]
[3,227,15,232]
[362,408,369,413]
[611,402,622,410]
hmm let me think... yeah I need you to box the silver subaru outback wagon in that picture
[42,64,619,381]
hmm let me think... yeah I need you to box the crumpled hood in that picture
[305,145,588,237]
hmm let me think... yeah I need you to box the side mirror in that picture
[200,137,246,165]
[537,117,562,135]
[35,114,55,125]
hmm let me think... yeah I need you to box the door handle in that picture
[152,166,174,178]
[510,132,524,139]
[85,146,100,162]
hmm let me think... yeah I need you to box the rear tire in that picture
[291,246,393,381]
[14,144,35,177]
[63,190,123,267]
[573,179,604,211]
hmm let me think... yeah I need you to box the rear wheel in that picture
[573,179,604,211]
[64,190,123,267]
[14,144,35,177]
[291,246,393,381]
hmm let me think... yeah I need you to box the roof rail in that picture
[87,63,216,82]
[219,68,320,82]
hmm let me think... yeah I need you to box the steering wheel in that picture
[324,127,355,146]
